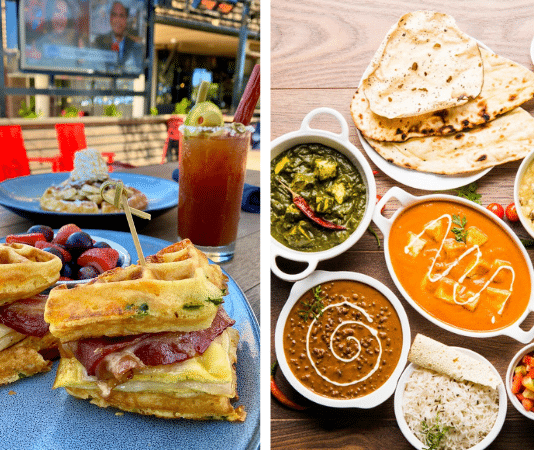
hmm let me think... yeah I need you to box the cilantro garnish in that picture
[451,215,468,243]
[298,285,325,321]
[454,182,481,204]
[421,413,453,450]
[208,297,224,306]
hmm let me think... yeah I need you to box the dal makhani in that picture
[283,280,403,400]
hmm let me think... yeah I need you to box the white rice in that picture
[403,367,499,450]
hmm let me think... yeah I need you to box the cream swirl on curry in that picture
[389,201,530,332]
[283,280,403,400]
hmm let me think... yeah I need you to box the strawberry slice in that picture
[34,241,72,263]
[5,233,46,246]
[53,224,83,246]
[77,248,119,274]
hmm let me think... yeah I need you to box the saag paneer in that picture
[271,143,367,252]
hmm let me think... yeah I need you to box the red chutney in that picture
[388,200,531,332]
[283,280,403,400]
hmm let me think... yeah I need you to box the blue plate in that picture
[0,173,178,226]
[1,231,260,450]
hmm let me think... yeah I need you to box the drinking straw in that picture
[233,64,260,126]
[100,180,151,265]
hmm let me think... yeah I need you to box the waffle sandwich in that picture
[45,239,246,421]
[0,243,62,384]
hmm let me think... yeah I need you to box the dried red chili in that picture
[271,361,306,410]
[277,178,347,230]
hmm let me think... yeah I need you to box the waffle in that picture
[53,328,245,421]
[0,244,62,306]
[45,241,228,342]
[39,181,148,214]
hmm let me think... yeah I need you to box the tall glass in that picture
[177,125,251,262]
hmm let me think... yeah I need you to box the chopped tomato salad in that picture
[511,351,534,412]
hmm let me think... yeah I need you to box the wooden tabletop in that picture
[271,1,534,449]
[0,163,260,322]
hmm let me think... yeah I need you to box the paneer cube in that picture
[434,277,457,304]
[285,221,313,248]
[485,286,511,314]
[315,195,335,214]
[491,259,513,283]
[457,289,479,312]
[465,258,492,279]
[327,182,347,204]
[283,204,302,222]
[405,232,427,257]
[421,273,438,294]
[274,156,291,174]
[466,226,488,247]
[290,173,315,192]
[314,159,337,180]
[424,219,447,242]
[443,238,467,260]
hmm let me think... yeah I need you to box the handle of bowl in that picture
[372,186,417,235]
[300,107,350,142]
[502,305,534,343]
[270,250,318,282]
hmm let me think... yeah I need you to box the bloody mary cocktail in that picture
[177,126,251,262]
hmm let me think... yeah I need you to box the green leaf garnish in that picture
[451,214,468,243]
[298,285,325,321]
[208,298,224,306]
[421,413,453,450]
[183,303,203,310]
[454,182,481,204]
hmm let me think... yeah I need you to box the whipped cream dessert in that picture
[39,149,148,214]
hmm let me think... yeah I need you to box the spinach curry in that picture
[271,143,367,252]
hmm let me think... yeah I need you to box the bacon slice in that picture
[0,294,49,337]
[66,307,236,381]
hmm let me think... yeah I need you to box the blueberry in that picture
[93,241,111,249]
[43,247,65,265]
[27,225,54,242]
[77,266,99,280]
[61,262,77,278]
[65,232,93,252]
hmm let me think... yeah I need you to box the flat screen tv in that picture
[19,0,147,76]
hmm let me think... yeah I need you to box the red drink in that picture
[178,127,250,261]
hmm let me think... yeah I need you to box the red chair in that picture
[0,125,60,182]
[161,116,183,163]
[55,123,115,172]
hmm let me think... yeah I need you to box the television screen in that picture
[19,0,147,76]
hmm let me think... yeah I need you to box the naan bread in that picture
[366,108,534,174]
[352,48,534,142]
[362,11,483,119]
[408,334,501,389]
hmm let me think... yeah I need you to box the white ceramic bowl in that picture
[270,107,376,282]
[394,348,507,450]
[514,148,534,239]
[274,270,411,408]
[506,342,534,421]
[373,186,534,343]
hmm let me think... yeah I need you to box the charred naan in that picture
[365,108,534,174]
[352,48,534,142]
[361,11,483,119]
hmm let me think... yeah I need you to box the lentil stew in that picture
[283,280,403,400]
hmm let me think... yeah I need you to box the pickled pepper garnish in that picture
[277,177,347,230]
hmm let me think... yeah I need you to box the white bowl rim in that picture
[394,347,507,450]
[505,342,534,421]
[513,147,534,240]
[270,107,377,282]
[373,187,534,342]
[274,269,411,408]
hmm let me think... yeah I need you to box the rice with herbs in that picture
[403,367,499,450]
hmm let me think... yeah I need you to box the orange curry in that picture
[388,200,531,332]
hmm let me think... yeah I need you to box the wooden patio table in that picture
[271,1,534,448]
[0,163,260,322]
